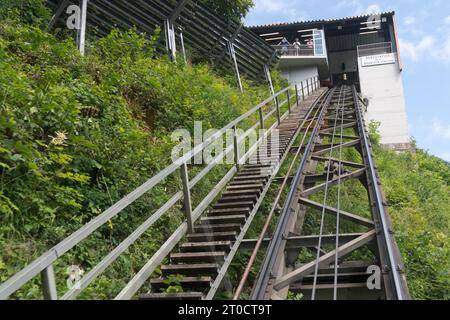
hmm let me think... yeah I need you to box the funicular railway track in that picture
[0,81,410,301]
[250,85,410,300]
[140,89,328,300]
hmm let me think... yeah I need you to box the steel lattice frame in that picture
[46,0,279,82]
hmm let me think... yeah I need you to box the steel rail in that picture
[352,86,408,300]
[332,86,348,300]
[311,85,345,300]
[251,88,336,300]
[232,89,329,300]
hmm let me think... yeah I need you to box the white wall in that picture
[358,57,410,147]
[281,65,318,84]
[328,50,358,74]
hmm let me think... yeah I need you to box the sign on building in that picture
[361,53,396,67]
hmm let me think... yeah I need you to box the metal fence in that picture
[46,0,279,83]
[357,42,393,57]
[0,76,321,300]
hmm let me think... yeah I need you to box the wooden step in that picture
[180,241,232,253]
[222,189,261,197]
[226,183,264,190]
[217,195,258,204]
[161,263,220,277]
[212,201,254,209]
[200,215,247,225]
[150,276,212,292]
[233,174,270,181]
[208,207,250,216]
[140,292,204,300]
[237,170,272,176]
[170,251,226,264]
[194,223,242,233]
[242,164,272,169]
[187,231,237,242]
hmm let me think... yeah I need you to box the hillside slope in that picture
[0,2,448,300]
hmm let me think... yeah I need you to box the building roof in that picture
[248,11,395,29]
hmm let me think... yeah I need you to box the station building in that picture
[249,12,411,150]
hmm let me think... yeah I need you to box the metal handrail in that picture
[0,76,321,300]
[272,45,315,57]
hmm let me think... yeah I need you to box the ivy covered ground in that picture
[0,1,448,299]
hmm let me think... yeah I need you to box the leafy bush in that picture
[0,18,282,298]
[0,0,50,27]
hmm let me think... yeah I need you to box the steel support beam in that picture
[301,168,366,197]
[273,230,376,291]
[299,198,375,227]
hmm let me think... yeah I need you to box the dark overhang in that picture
[46,0,279,82]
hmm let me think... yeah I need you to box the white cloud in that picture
[445,16,450,25]
[437,152,450,162]
[252,0,290,13]
[434,37,450,63]
[365,4,382,15]
[249,0,307,23]
[399,36,435,62]
[432,119,450,140]
[404,16,417,26]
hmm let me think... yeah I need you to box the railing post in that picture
[180,162,194,234]
[41,264,57,300]
[77,0,88,56]
[295,84,299,106]
[286,90,291,113]
[275,96,281,124]
[233,125,240,170]
[259,107,264,130]
[306,79,310,96]
[301,81,305,100]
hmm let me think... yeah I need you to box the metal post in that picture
[306,79,310,96]
[287,90,291,113]
[264,64,275,97]
[165,19,176,61]
[259,107,264,130]
[180,163,194,234]
[179,30,187,64]
[41,265,57,300]
[78,0,88,55]
[233,126,240,170]
[170,24,177,60]
[275,96,281,124]
[295,84,299,106]
[301,81,305,100]
[228,41,243,93]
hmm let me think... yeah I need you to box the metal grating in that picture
[46,0,279,82]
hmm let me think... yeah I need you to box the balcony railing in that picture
[273,45,315,57]
[272,30,327,58]
[357,42,393,57]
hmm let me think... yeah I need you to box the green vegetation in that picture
[202,0,255,20]
[0,2,286,298]
[372,136,450,299]
[0,1,449,300]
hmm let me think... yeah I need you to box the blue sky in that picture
[245,0,450,161]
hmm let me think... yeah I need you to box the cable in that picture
[311,86,345,300]
[332,85,348,300]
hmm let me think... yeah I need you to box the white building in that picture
[250,12,411,150]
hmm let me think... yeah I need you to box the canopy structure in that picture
[46,0,279,86]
